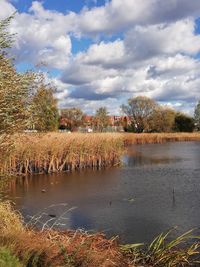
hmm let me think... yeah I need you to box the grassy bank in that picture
[1,132,200,175]
[0,202,200,267]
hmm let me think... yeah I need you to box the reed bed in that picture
[2,133,124,175]
[1,132,200,175]
[121,132,200,145]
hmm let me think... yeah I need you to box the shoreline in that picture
[0,202,199,267]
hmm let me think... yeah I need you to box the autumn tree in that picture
[0,15,15,52]
[94,107,110,132]
[0,15,33,168]
[149,107,176,132]
[0,15,32,135]
[194,100,200,131]
[121,96,159,133]
[60,108,85,131]
[29,76,59,132]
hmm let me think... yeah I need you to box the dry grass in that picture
[0,202,132,267]
[1,133,124,175]
[0,201,23,234]
[1,202,200,266]
[121,132,200,145]
[1,132,200,175]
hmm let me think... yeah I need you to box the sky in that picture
[1,0,200,115]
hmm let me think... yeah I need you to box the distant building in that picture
[59,110,131,132]
[109,116,131,127]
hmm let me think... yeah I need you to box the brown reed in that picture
[2,133,124,175]
[1,132,200,175]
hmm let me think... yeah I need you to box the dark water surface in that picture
[7,142,200,243]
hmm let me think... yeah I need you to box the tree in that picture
[60,108,85,131]
[94,107,110,132]
[0,15,33,166]
[0,57,32,135]
[149,107,176,132]
[174,113,195,132]
[194,100,200,131]
[121,96,159,133]
[29,77,59,132]
[0,15,32,135]
[0,15,15,52]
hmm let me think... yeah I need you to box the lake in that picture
[7,141,200,244]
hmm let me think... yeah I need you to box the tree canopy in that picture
[94,107,110,132]
[174,113,195,132]
[121,96,159,133]
[0,15,59,135]
[29,76,59,132]
[0,15,15,52]
[0,15,32,135]
[60,108,85,131]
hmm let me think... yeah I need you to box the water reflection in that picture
[6,142,200,243]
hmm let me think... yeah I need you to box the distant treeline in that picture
[59,98,200,133]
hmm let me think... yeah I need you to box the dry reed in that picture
[1,133,124,175]
[0,202,130,267]
[1,202,200,266]
[121,132,200,145]
[1,132,200,175]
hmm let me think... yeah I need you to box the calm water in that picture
[6,142,200,243]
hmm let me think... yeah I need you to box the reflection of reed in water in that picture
[125,150,181,167]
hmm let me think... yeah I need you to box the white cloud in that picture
[76,0,200,36]
[5,1,73,69]
[0,0,16,19]
[76,40,125,68]
[125,19,200,61]
[1,0,200,114]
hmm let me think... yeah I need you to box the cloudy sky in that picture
[1,0,200,115]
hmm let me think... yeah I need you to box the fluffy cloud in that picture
[125,19,200,61]
[1,0,200,114]
[76,0,200,35]
[3,1,73,69]
[0,0,16,19]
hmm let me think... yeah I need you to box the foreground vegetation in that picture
[0,202,200,267]
[0,132,199,175]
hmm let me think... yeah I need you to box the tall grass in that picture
[121,228,200,266]
[2,133,124,175]
[0,202,126,267]
[0,132,200,175]
[1,202,200,266]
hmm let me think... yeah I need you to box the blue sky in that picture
[1,0,200,114]
[12,0,107,13]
